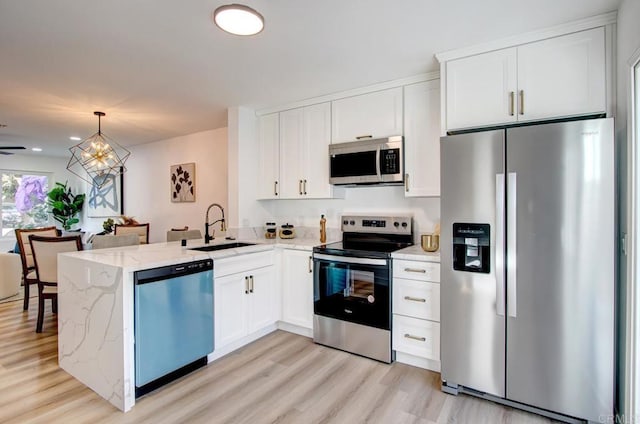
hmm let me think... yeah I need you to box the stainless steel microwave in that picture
[329,136,404,185]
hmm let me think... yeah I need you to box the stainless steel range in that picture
[312,214,413,363]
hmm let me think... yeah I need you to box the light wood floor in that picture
[0,297,558,424]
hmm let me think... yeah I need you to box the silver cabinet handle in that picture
[507,172,517,317]
[308,256,313,273]
[244,276,249,294]
[404,296,426,303]
[509,91,515,116]
[274,181,278,196]
[250,275,254,293]
[299,180,303,195]
[404,268,426,273]
[405,174,409,192]
[356,135,373,140]
[519,90,524,115]
[495,174,505,317]
[404,334,426,342]
[303,179,307,195]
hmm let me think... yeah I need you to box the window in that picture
[1,171,51,238]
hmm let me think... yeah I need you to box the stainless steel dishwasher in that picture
[134,259,213,397]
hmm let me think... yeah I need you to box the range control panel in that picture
[341,215,412,235]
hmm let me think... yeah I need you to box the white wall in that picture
[94,128,228,243]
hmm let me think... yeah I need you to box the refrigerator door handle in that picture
[495,174,505,317]
[507,172,517,317]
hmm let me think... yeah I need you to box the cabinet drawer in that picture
[393,279,440,321]
[215,251,274,278]
[393,260,440,282]
[392,315,440,361]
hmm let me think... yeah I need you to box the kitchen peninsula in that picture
[56,238,315,412]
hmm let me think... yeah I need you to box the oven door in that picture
[313,253,391,330]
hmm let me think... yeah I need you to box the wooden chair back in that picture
[29,235,83,284]
[92,234,140,249]
[15,227,58,276]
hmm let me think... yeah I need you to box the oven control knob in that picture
[343,220,348,225]
[401,222,408,228]
[394,222,399,227]
[349,220,355,226]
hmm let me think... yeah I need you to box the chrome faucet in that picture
[205,203,226,244]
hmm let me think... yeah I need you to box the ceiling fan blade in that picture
[0,146,26,150]
[0,151,14,155]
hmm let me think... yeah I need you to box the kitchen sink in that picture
[190,242,256,252]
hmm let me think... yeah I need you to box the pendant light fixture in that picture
[67,111,130,189]
[213,4,264,36]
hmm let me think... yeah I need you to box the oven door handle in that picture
[313,253,388,267]
[375,146,382,181]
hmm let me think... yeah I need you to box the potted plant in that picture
[46,181,86,231]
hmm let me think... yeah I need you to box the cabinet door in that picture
[302,102,332,198]
[258,113,280,199]
[445,48,517,131]
[247,266,276,333]
[214,273,248,349]
[331,87,403,143]
[279,108,304,199]
[517,27,605,122]
[281,250,314,329]
[403,80,441,197]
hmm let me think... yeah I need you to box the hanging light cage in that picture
[67,111,130,189]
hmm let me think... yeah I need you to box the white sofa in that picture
[0,253,22,300]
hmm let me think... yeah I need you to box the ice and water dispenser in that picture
[452,223,490,273]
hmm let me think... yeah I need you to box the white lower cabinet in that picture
[392,258,441,371]
[214,252,276,350]
[281,249,314,330]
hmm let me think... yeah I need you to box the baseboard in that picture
[395,351,441,372]
[277,321,313,338]
[207,324,278,362]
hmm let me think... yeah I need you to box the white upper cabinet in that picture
[302,103,332,198]
[446,48,517,130]
[258,113,280,199]
[259,102,338,200]
[516,27,605,122]
[331,87,403,143]
[443,27,607,132]
[279,108,304,199]
[279,103,333,199]
[403,80,441,197]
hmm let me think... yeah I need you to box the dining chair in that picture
[15,226,58,311]
[92,234,140,249]
[29,234,83,333]
[166,229,202,242]
[114,223,150,244]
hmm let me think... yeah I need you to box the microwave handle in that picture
[375,146,382,181]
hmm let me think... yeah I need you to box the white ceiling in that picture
[0,0,619,156]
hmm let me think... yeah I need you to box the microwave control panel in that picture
[380,148,400,175]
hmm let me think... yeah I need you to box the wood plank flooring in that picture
[0,296,557,424]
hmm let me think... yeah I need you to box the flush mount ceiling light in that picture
[67,111,130,189]
[213,4,264,36]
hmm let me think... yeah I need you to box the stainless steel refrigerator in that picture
[440,118,614,423]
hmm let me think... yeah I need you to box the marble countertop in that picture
[61,236,336,272]
[392,245,441,262]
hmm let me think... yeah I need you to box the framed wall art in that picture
[170,162,195,202]
[86,169,124,217]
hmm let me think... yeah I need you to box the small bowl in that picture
[421,234,439,252]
